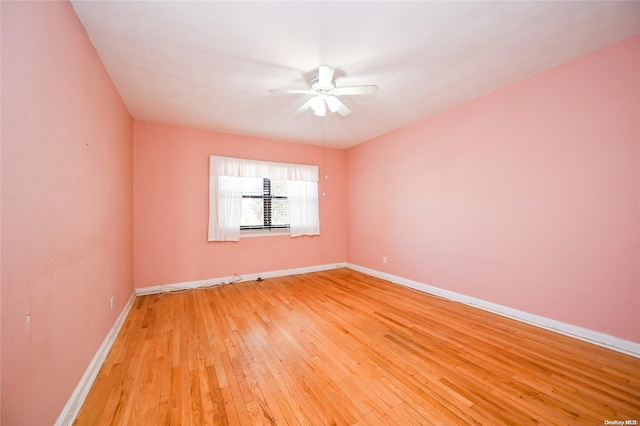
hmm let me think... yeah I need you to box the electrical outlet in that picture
[110,296,114,311]
[383,256,388,264]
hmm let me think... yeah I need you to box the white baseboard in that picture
[134,262,347,296]
[346,263,640,358]
[55,292,136,426]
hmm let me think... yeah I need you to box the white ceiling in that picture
[71,1,640,149]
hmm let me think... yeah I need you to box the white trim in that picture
[346,263,640,358]
[56,292,137,426]
[240,229,290,238]
[135,263,347,296]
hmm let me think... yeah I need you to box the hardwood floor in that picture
[74,268,640,425]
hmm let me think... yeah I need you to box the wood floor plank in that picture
[74,269,640,425]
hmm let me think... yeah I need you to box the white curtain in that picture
[287,181,320,237]
[209,156,318,181]
[208,175,244,241]
[208,156,319,241]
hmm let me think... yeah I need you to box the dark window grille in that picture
[240,178,290,231]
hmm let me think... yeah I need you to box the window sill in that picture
[240,229,290,238]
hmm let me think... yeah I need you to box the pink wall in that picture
[1,2,133,424]
[133,122,347,288]
[0,0,3,418]
[347,35,640,343]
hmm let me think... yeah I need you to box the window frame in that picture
[240,178,290,232]
[208,155,320,242]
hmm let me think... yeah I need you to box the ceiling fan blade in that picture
[269,88,315,95]
[294,97,315,115]
[318,65,335,87]
[336,102,351,117]
[326,96,351,117]
[333,85,379,96]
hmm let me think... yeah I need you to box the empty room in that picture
[1,1,639,425]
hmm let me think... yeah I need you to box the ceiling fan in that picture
[269,65,378,117]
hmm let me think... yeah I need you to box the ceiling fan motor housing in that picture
[310,79,334,96]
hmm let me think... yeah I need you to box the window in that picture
[240,178,290,231]
[208,156,320,241]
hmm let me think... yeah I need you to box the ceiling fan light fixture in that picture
[310,96,326,116]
